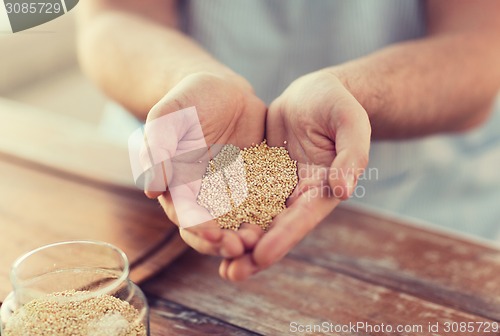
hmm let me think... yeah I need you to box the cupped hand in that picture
[140,72,266,259]
[220,70,371,280]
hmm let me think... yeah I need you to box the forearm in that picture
[77,3,247,120]
[329,32,500,139]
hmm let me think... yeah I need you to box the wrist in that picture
[323,65,384,122]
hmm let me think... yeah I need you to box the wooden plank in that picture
[289,206,500,321]
[130,230,187,284]
[0,98,136,189]
[0,158,185,301]
[145,251,493,336]
[149,296,260,336]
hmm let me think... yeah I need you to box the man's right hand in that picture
[141,72,266,260]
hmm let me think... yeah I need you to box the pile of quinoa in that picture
[197,141,298,231]
[3,290,146,336]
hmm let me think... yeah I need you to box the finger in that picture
[219,259,230,280]
[144,146,210,199]
[158,191,209,227]
[328,96,371,200]
[253,188,340,268]
[179,229,220,256]
[163,180,215,228]
[158,188,245,258]
[158,192,222,242]
[285,162,327,207]
[185,221,223,243]
[225,254,259,282]
[219,230,245,258]
[180,227,245,258]
[237,223,265,250]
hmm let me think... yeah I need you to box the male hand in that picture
[141,72,266,260]
[220,70,371,280]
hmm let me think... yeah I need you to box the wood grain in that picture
[0,100,188,302]
[289,206,500,320]
[0,98,136,189]
[149,296,260,336]
[145,251,495,336]
[130,229,187,285]
[0,155,184,301]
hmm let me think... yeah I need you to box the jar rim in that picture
[10,240,130,301]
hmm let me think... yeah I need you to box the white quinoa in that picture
[3,290,146,336]
[197,141,298,231]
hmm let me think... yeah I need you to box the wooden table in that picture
[1,99,500,336]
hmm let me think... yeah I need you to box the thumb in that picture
[328,100,371,200]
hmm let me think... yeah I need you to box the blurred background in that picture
[0,11,105,125]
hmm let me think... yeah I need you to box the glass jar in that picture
[0,241,149,335]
